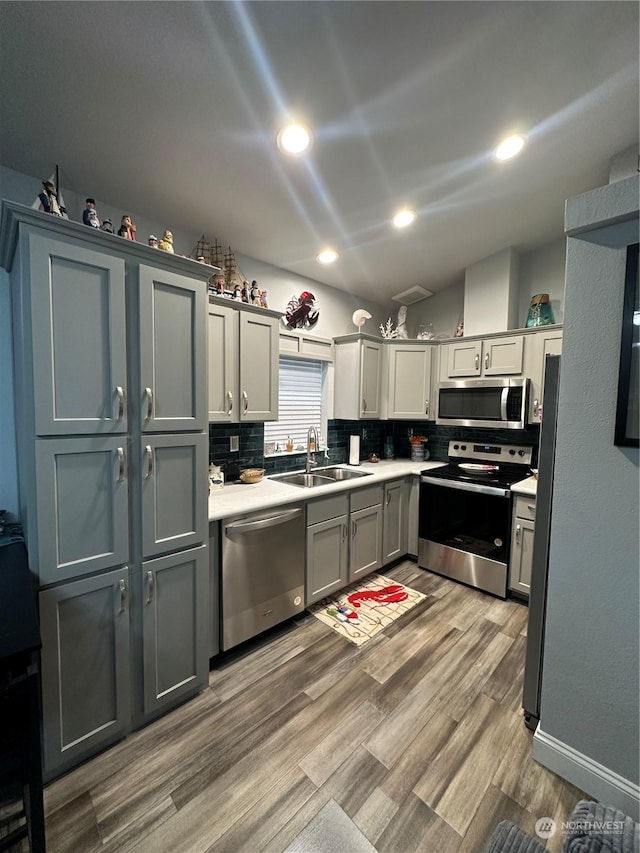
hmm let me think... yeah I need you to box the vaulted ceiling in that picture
[0,1,638,304]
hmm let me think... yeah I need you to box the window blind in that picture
[264,356,323,451]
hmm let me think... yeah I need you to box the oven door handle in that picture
[420,475,509,498]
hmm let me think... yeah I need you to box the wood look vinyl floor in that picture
[39,562,588,853]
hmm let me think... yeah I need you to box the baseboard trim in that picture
[533,726,640,820]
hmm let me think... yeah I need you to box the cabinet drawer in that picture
[514,495,536,521]
[307,494,348,525]
[350,484,383,512]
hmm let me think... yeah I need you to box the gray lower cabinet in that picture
[349,486,383,581]
[306,495,348,605]
[509,495,536,597]
[140,545,209,716]
[382,479,408,566]
[39,567,131,780]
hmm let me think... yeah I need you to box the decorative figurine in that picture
[100,218,113,233]
[82,198,100,228]
[118,215,137,240]
[38,180,63,217]
[416,322,434,340]
[352,309,372,330]
[259,290,268,308]
[158,230,174,252]
[148,235,159,248]
[250,280,261,304]
[241,281,249,303]
[232,283,243,301]
[396,305,409,339]
[455,318,464,337]
[284,291,318,329]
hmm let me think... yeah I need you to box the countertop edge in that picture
[511,476,537,496]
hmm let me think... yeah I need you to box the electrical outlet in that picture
[362,428,368,440]
[408,428,414,438]
[229,435,239,452]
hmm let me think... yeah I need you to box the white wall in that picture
[535,175,639,815]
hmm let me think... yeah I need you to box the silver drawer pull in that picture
[227,390,233,415]
[145,387,154,420]
[527,504,536,513]
[118,577,127,613]
[242,391,248,414]
[146,570,154,604]
[474,353,479,370]
[116,447,126,482]
[145,445,154,478]
[352,520,357,537]
[342,523,347,541]
[116,386,125,421]
[515,523,521,544]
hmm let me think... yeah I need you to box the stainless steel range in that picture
[418,440,533,598]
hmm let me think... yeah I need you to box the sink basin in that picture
[269,472,336,488]
[316,467,372,481]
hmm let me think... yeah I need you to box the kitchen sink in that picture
[315,467,372,481]
[269,472,336,488]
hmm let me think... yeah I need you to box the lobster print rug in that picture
[309,573,426,646]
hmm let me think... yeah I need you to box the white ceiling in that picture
[0,1,638,305]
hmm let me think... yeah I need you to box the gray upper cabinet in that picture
[139,265,207,432]
[140,433,209,558]
[35,436,129,585]
[207,299,279,422]
[27,233,127,435]
[334,336,382,419]
[385,343,434,420]
[524,328,563,423]
[39,567,131,780]
[140,545,209,716]
[440,335,524,379]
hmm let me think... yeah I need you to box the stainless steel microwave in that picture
[436,377,530,429]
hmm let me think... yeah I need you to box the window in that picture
[264,356,326,455]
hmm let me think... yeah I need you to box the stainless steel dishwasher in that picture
[221,505,305,650]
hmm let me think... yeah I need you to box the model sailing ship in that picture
[192,236,267,306]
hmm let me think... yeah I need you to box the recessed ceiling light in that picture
[392,208,416,229]
[494,133,527,161]
[316,248,338,264]
[277,123,313,155]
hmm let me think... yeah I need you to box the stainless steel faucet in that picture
[306,425,319,473]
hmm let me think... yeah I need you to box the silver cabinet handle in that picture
[342,523,347,541]
[146,570,154,604]
[515,523,521,544]
[386,490,392,505]
[485,352,490,369]
[425,400,429,416]
[145,387,154,420]
[116,386,125,421]
[242,391,248,415]
[227,390,233,415]
[352,520,357,537]
[145,445,154,478]
[116,447,126,482]
[362,398,367,413]
[474,353,479,370]
[118,577,127,613]
[527,504,536,513]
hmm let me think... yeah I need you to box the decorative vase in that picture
[526,294,555,327]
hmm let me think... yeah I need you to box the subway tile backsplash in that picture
[209,419,540,481]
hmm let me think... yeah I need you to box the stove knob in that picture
[509,449,516,455]
[518,450,525,456]
[453,444,459,450]
[460,445,467,451]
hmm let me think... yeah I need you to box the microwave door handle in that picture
[500,387,509,420]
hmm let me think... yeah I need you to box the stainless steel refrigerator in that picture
[523,353,561,731]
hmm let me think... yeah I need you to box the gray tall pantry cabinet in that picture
[0,202,210,780]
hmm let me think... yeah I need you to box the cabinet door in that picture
[139,265,207,432]
[349,504,382,581]
[382,480,408,565]
[28,234,127,435]
[509,517,535,596]
[306,515,349,605]
[239,311,279,420]
[360,340,382,417]
[442,341,483,378]
[141,545,209,717]
[208,302,238,422]
[528,330,563,423]
[387,345,432,419]
[483,335,524,376]
[140,433,208,558]
[40,567,131,779]
[35,437,129,584]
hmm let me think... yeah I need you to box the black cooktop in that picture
[422,462,529,489]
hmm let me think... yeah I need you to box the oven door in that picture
[418,476,511,597]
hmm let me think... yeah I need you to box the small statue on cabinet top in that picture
[232,283,243,301]
[455,318,464,337]
[241,281,249,303]
[148,235,159,248]
[100,218,113,233]
[82,198,100,228]
[250,280,260,304]
[158,230,174,253]
[38,180,63,217]
[260,290,268,308]
[118,215,137,240]
[396,305,409,339]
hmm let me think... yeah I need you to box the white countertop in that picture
[208,459,445,521]
[511,476,537,497]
